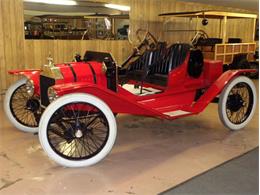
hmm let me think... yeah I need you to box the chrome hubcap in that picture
[75,129,83,138]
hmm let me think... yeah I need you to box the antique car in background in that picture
[4,30,257,167]
[159,10,258,73]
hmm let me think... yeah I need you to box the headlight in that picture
[25,79,34,96]
[101,62,107,74]
[48,87,59,103]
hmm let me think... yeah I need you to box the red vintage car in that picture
[4,31,257,167]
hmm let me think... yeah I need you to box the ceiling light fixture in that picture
[24,0,77,6]
[104,4,130,11]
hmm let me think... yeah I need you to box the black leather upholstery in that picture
[228,38,242,43]
[146,43,190,86]
[128,50,153,71]
[126,50,154,81]
[187,49,204,78]
[149,43,190,75]
[125,42,167,81]
[196,38,222,46]
[122,43,191,86]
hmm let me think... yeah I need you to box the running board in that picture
[163,110,191,117]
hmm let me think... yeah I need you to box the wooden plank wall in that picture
[24,40,132,69]
[0,0,257,101]
[0,0,25,101]
[130,0,256,44]
[161,1,256,43]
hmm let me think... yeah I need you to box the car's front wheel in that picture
[38,93,117,167]
[218,76,257,130]
[4,78,40,133]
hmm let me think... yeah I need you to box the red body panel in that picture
[52,64,255,120]
[190,69,256,113]
[203,60,223,85]
[53,82,166,117]
[56,61,106,85]
[8,69,41,95]
[8,62,107,95]
[8,50,256,120]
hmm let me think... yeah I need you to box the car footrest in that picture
[163,110,191,117]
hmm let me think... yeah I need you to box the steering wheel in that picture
[128,29,158,52]
[191,30,209,47]
[121,29,158,68]
[135,29,158,50]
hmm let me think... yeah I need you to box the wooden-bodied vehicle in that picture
[4,31,257,167]
[159,10,258,70]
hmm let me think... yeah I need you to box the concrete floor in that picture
[162,148,259,195]
[0,81,258,195]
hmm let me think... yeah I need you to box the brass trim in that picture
[41,65,63,80]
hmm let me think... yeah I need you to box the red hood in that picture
[55,61,107,86]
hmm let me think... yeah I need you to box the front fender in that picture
[9,69,41,95]
[191,69,256,113]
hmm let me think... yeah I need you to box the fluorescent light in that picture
[104,4,130,11]
[24,0,77,6]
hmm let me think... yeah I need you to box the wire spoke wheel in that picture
[10,84,40,127]
[226,83,253,124]
[218,76,256,130]
[39,94,117,167]
[47,102,109,160]
[4,78,40,132]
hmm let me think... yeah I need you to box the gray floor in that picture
[0,80,258,194]
[161,148,259,195]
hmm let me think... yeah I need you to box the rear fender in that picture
[8,69,41,95]
[53,82,166,117]
[191,69,256,113]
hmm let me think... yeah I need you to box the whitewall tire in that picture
[38,93,117,168]
[4,78,39,133]
[218,76,257,130]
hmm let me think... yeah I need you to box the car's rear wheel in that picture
[38,93,117,167]
[218,76,257,130]
[4,78,40,133]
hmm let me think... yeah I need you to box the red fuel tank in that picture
[56,61,107,86]
[203,60,223,85]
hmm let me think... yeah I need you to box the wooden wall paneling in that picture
[2,0,13,86]
[33,40,42,68]
[66,40,77,62]
[0,0,258,102]
[14,0,25,70]
[129,0,162,43]
[0,0,6,101]
[0,0,25,94]
[226,18,255,42]
[82,40,100,60]
[65,40,74,62]
[72,40,80,60]
[47,40,55,64]
[40,40,48,67]
[24,39,34,68]
[53,40,59,65]
[23,40,132,68]
[150,0,257,44]
[56,40,63,63]
[53,40,62,63]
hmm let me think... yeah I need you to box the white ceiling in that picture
[24,1,125,16]
[24,0,258,18]
[178,0,259,11]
